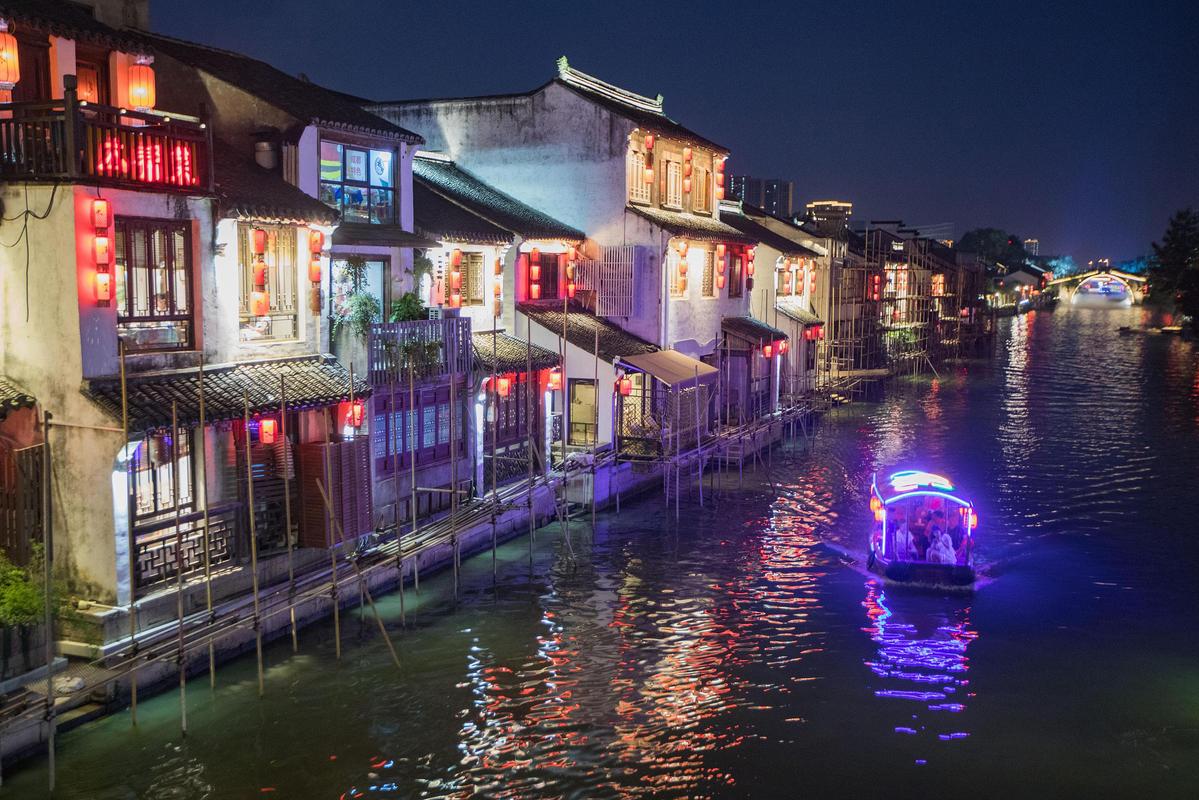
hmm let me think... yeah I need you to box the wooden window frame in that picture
[628,149,651,205]
[318,139,396,225]
[238,223,299,343]
[114,216,195,353]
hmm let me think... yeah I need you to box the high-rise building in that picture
[805,200,854,227]
[1023,238,1040,256]
[730,175,794,217]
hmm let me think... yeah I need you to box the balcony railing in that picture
[0,83,212,192]
[367,317,473,386]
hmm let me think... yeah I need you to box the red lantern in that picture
[450,248,463,266]
[762,344,773,358]
[95,271,112,304]
[251,290,270,316]
[644,133,655,150]
[549,368,562,391]
[94,235,111,265]
[643,166,654,184]
[818,326,825,340]
[677,276,687,294]
[747,260,755,277]
[128,57,156,111]
[619,377,633,396]
[91,199,110,229]
[350,400,364,428]
[309,258,322,283]
[715,186,724,200]
[716,273,726,290]
[683,146,692,161]
[678,258,688,276]
[677,239,689,257]
[309,229,324,254]
[779,340,789,354]
[567,281,577,299]
[497,376,512,397]
[259,418,277,444]
[530,247,540,262]
[493,281,502,297]
[530,283,541,300]
[716,243,726,259]
[449,290,462,308]
[251,260,267,287]
[494,257,503,276]
[0,22,20,90]
[530,263,541,282]
[251,228,267,255]
[450,269,462,290]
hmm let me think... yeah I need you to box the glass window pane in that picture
[319,182,341,211]
[320,141,343,182]
[369,149,394,188]
[172,229,189,313]
[115,227,128,317]
[343,185,369,223]
[345,148,368,183]
[370,189,394,224]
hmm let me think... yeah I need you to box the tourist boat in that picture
[866,470,977,589]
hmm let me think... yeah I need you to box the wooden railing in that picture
[133,503,239,593]
[367,317,473,386]
[0,78,212,192]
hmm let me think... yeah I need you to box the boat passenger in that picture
[889,508,914,561]
[928,529,956,564]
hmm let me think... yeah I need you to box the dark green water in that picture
[7,306,1199,798]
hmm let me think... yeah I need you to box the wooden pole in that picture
[449,326,459,601]
[197,354,216,688]
[324,425,340,660]
[491,328,498,581]
[280,376,297,652]
[526,317,535,565]
[560,296,568,539]
[171,401,187,735]
[243,394,265,695]
[592,327,599,530]
[408,362,419,592]
[120,342,138,726]
[41,410,55,794]
[391,376,404,626]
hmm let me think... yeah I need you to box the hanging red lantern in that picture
[450,269,462,290]
[716,243,726,259]
[716,273,726,290]
[530,283,541,300]
[250,290,270,316]
[309,258,322,283]
[494,257,503,276]
[91,198,110,229]
[493,281,502,297]
[127,56,156,111]
[251,227,267,255]
[762,344,773,358]
[817,326,825,340]
[678,258,688,276]
[0,21,20,91]
[643,166,654,184]
[677,276,687,294]
[530,247,540,262]
[309,229,324,254]
[715,186,724,200]
[747,260,755,277]
[95,270,112,304]
[683,146,692,162]
[549,368,563,391]
[259,418,278,444]
[449,290,462,308]
[619,377,633,396]
[644,133,655,150]
[497,376,512,397]
[567,280,577,299]
[450,248,463,267]
[94,234,111,265]
[530,263,541,282]
[779,340,789,355]
[350,400,364,428]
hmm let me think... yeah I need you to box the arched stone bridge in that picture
[1046,270,1147,305]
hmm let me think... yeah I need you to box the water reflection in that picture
[862,582,977,751]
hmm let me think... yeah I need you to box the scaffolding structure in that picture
[818,236,886,401]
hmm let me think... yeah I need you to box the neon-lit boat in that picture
[867,470,977,589]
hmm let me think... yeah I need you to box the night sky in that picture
[152,0,1197,263]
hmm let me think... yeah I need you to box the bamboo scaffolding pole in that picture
[198,354,216,687]
[526,317,535,565]
[560,295,568,537]
[592,327,598,530]
[171,401,187,735]
[449,330,459,601]
[280,376,297,652]
[41,410,55,794]
[242,393,265,695]
[491,327,498,580]
[120,342,139,726]
[409,361,419,592]
[324,427,340,660]
[314,479,401,670]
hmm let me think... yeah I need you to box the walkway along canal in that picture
[4,304,1199,797]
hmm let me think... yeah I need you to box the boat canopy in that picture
[871,470,973,509]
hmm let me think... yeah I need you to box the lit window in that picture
[692,168,710,213]
[113,218,193,353]
[628,149,650,204]
[319,141,395,224]
[239,223,298,342]
[697,249,714,297]
[664,161,682,208]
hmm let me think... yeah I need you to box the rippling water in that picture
[8,306,1199,798]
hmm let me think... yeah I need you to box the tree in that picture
[957,228,1030,275]
[1148,209,1199,316]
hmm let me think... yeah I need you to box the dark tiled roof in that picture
[213,139,338,225]
[472,332,559,373]
[553,60,727,153]
[722,315,789,344]
[627,205,756,244]
[720,209,821,257]
[138,32,422,143]
[518,304,658,363]
[0,376,35,421]
[775,302,823,326]
[414,180,511,245]
[331,223,440,249]
[0,1,142,49]
[85,356,370,434]
[414,158,584,242]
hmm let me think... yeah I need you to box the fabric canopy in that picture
[621,350,718,389]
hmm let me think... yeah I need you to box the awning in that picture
[472,332,560,373]
[774,302,823,326]
[85,355,371,434]
[621,350,717,389]
[0,376,36,421]
[332,223,440,249]
[722,315,788,345]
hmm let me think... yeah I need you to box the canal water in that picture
[7,305,1199,798]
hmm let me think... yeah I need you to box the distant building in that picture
[805,200,853,227]
[1023,238,1040,256]
[730,175,794,217]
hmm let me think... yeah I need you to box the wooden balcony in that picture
[0,85,212,193]
[367,317,474,386]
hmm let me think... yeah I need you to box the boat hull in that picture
[872,558,975,589]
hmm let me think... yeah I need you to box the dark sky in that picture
[152,0,1197,263]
